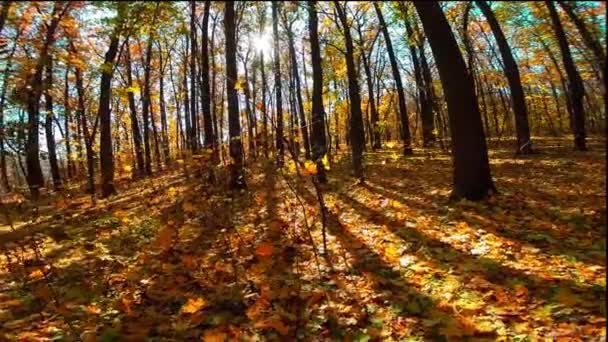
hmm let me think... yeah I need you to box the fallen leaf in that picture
[256,242,274,257]
[181,297,208,314]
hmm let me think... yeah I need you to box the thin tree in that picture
[546,1,587,151]
[308,1,327,183]
[476,1,533,154]
[334,1,365,181]
[44,57,62,190]
[25,2,69,198]
[373,3,413,155]
[200,0,215,154]
[414,2,496,200]
[225,0,246,189]
[272,2,284,166]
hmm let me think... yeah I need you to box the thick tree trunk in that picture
[335,1,365,180]
[415,2,495,201]
[225,1,246,189]
[272,2,284,166]
[308,1,327,183]
[546,1,587,151]
[374,3,413,155]
[99,34,120,197]
[44,57,62,190]
[476,1,533,154]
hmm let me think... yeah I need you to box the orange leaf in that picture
[85,304,101,314]
[202,327,228,342]
[255,242,274,257]
[28,269,45,280]
[181,297,208,314]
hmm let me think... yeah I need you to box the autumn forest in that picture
[0,1,606,340]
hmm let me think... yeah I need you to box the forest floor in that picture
[0,137,605,341]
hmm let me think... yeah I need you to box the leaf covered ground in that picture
[0,138,606,341]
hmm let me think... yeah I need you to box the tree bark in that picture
[189,0,198,152]
[374,3,413,155]
[557,1,605,83]
[272,2,284,166]
[44,57,62,190]
[335,1,365,180]
[476,0,533,154]
[308,1,327,183]
[225,1,246,189]
[142,37,154,175]
[415,2,495,201]
[25,2,67,198]
[546,1,587,150]
[99,34,120,197]
[201,1,215,154]
[125,40,145,177]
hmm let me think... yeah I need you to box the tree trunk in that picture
[75,65,95,194]
[558,1,605,83]
[44,57,62,190]
[415,2,495,201]
[476,1,533,154]
[404,18,435,148]
[201,1,215,155]
[272,2,284,166]
[308,1,328,183]
[63,66,75,179]
[142,37,154,175]
[99,34,120,197]
[225,1,246,189]
[546,1,587,151]
[157,43,170,166]
[190,0,198,152]
[25,3,67,198]
[125,40,145,177]
[243,59,256,158]
[374,3,413,155]
[285,21,311,159]
[335,1,365,180]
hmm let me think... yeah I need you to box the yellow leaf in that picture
[322,154,330,170]
[386,141,396,148]
[255,242,274,257]
[384,244,400,259]
[181,297,208,314]
[123,165,133,173]
[303,160,317,175]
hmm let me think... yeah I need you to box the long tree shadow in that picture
[331,188,605,317]
[295,185,493,340]
[367,160,606,266]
